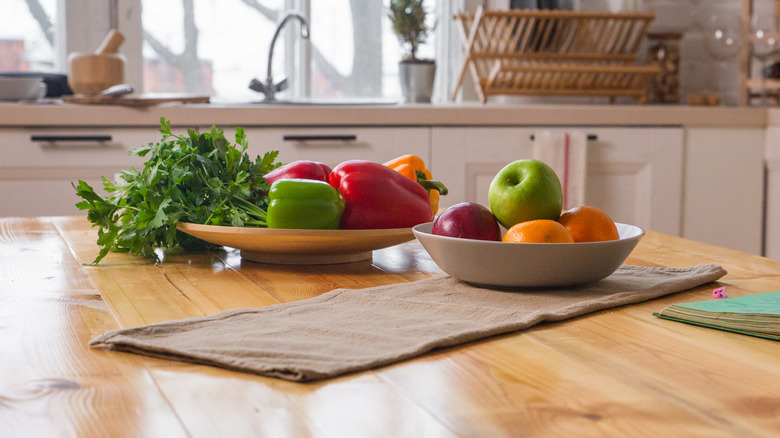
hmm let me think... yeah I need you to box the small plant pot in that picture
[399,59,435,103]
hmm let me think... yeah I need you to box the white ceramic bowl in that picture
[0,75,46,101]
[412,222,644,288]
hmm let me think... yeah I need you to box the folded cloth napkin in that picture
[90,264,726,382]
[533,131,588,210]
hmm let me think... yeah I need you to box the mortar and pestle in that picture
[68,29,127,95]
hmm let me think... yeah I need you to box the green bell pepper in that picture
[266,179,345,229]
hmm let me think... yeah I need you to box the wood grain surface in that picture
[62,94,210,107]
[1,216,779,437]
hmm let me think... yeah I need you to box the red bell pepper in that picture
[264,160,332,186]
[329,160,434,229]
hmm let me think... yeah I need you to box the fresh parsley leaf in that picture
[73,117,282,264]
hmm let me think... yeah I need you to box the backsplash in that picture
[599,0,775,106]
[644,0,756,106]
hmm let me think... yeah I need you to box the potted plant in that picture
[388,0,436,103]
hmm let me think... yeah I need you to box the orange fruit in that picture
[502,219,575,243]
[557,206,619,243]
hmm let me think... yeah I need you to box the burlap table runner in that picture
[90,264,726,382]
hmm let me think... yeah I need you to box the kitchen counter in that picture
[0,101,769,128]
[3,215,779,437]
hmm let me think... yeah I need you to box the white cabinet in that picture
[585,128,684,236]
[239,127,431,169]
[0,128,150,217]
[430,127,534,211]
[1,119,767,257]
[0,127,430,216]
[431,126,685,236]
[0,125,431,218]
[684,128,765,256]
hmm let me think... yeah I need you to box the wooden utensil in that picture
[95,29,125,55]
[68,29,127,95]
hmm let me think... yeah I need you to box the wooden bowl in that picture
[176,222,415,264]
[67,53,126,95]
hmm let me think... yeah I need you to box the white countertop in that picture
[0,100,769,128]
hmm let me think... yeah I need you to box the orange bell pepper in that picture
[384,155,448,214]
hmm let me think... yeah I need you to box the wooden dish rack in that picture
[452,7,661,103]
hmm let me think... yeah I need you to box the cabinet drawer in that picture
[0,176,103,218]
[0,127,152,168]
[0,128,157,217]
[240,127,430,168]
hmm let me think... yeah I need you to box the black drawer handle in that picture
[530,134,597,141]
[283,135,357,142]
[31,135,113,142]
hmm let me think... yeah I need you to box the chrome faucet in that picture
[249,11,310,102]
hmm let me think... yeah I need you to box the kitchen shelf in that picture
[451,7,660,103]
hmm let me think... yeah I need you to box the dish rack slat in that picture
[452,7,660,103]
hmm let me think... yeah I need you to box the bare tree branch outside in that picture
[239,0,383,97]
[19,0,386,98]
[23,0,54,46]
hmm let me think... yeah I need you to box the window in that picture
[1,0,450,101]
[0,0,57,72]
[139,0,438,101]
[141,0,286,98]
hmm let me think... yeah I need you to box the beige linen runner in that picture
[90,264,726,382]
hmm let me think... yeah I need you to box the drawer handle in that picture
[282,135,357,142]
[529,134,598,141]
[31,135,113,142]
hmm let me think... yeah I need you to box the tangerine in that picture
[557,206,619,243]
[502,219,575,243]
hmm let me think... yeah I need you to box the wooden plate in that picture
[176,222,414,265]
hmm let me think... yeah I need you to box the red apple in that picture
[432,202,501,241]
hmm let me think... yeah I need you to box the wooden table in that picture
[2,216,779,437]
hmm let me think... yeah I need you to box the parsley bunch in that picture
[74,118,281,264]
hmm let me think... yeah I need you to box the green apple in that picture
[488,159,563,229]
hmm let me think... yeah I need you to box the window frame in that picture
[55,0,462,102]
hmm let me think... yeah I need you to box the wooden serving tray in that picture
[176,222,415,265]
[63,93,210,107]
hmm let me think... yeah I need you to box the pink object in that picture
[712,287,728,299]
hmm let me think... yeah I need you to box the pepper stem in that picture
[416,171,448,195]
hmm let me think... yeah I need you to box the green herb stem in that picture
[73,117,281,264]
